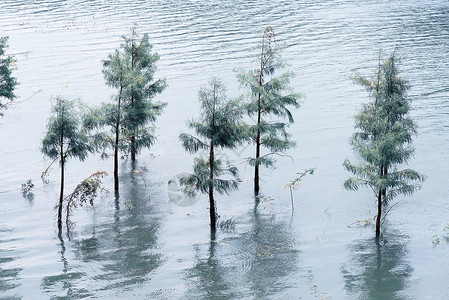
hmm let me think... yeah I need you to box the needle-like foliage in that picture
[237,26,301,196]
[84,30,166,192]
[179,78,245,231]
[343,50,425,236]
[0,36,18,116]
[83,49,128,192]
[122,29,167,161]
[41,96,93,230]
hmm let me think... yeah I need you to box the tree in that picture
[121,29,167,161]
[0,36,18,116]
[343,50,425,236]
[84,50,128,192]
[84,30,166,192]
[179,78,245,231]
[237,26,301,196]
[41,96,92,230]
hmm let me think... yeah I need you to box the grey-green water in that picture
[1,1,449,299]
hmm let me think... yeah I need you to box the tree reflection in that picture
[341,232,413,300]
[0,227,22,300]
[185,204,302,299]
[42,164,166,297]
[41,232,92,299]
[184,231,237,300]
[74,164,165,292]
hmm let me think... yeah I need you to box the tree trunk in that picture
[382,166,387,200]
[131,135,136,161]
[115,87,122,192]
[209,143,216,231]
[254,31,265,197]
[254,87,262,196]
[58,157,65,231]
[114,124,119,192]
[254,132,260,196]
[376,189,382,236]
[114,139,119,192]
[130,38,136,162]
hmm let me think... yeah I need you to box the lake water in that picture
[1,0,449,299]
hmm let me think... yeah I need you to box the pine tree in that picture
[237,26,301,196]
[343,50,425,236]
[0,36,18,116]
[84,50,128,192]
[121,29,167,161]
[179,78,245,231]
[41,96,92,230]
[84,30,166,192]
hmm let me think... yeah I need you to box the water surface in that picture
[1,0,449,299]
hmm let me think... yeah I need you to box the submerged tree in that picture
[237,26,301,196]
[0,36,18,116]
[84,50,128,193]
[179,78,245,231]
[122,29,167,161]
[41,96,92,230]
[343,50,425,236]
[84,30,166,192]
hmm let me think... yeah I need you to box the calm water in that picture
[1,1,449,299]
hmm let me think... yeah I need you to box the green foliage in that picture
[286,168,316,190]
[41,96,93,228]
[432,222,449,247]
[65,171,108,227]
[179,78,245,229]
[21,179,34,197]
[180,79,246,153]
[180,157,240,196]
[0,36,18,116]
[343,50,425,235]
[119,29,167,159]
[236,26,301,195]
[42,96,92,164]
[432,234,440,246]
[84,29,166,191]
[98,29,167,157]
[285,168,315,210]
[179,78,244,186]
[66,171,107,207]
[444,222,449,234]
[83,103,124,158]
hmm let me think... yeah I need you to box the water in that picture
[1,0,449,299]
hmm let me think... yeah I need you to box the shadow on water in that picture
[0,227,22,300]
[41,232,91,299]
[341,230,413,300]
[41,162,166,298]
[184,202,303,299]
[184,231,237,300]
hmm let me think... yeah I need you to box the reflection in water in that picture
[342,232,413,300]
[185,231,237,300]
[0,227,22,300]
[41,232,91,299]
[42,164,166,298]
[185,206,302,299]
[0,0,448,298]
[76,164,165,292]
[243,207,302,298]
